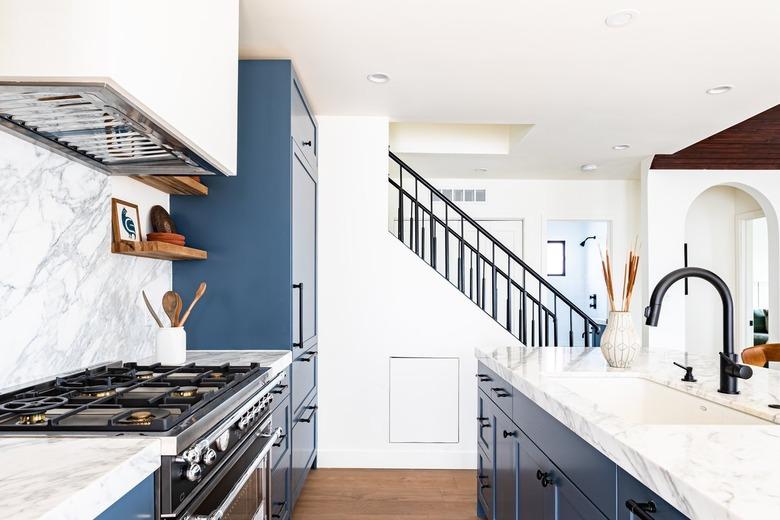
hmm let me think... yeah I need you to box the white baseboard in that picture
[316,448,477,469]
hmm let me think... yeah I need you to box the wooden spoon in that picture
[174,292,183,327]
[142,290,163,327]
[162,291,179,327]
[179,282,207,328]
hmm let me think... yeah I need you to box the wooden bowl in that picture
[147,232,186,246]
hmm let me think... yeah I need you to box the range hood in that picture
[0,78,232,176]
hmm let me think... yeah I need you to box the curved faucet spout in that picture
[644,267,750,394]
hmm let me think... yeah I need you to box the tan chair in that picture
[741,343,780,368]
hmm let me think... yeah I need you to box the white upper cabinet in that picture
[0,0,239,175]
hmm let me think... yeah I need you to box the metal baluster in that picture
[521,274,527,343]
[506,262,512,333]
[491,243,498,320]
[414,178,419,255]
[481,257,486,311]
[444,205,450,281]
[569,308,574,347]
[538,281,543,346]
[430,191,437,270]
[469,249,474,300]
[476,232,481,307]
[397,184,404,243]
[531,301,536,347]
[584,318,591,347]
[544,310,550,346]
[553,296,559,346]
[459,217,465,292]
[408,213,414,249]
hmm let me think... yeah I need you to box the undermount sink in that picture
[548,375,773,426]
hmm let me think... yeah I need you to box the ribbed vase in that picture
[600,311,640,368]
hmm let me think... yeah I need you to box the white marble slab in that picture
[0,437,160,520]
[476,345,780,520]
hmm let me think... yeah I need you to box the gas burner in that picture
[136,371,155,380]
[79,388,117,398]
[17,413,47,425]
[116,408,171,426]
[209,372,224,379]
[172,386,198,398]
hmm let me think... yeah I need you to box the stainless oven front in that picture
[181,417,280,520]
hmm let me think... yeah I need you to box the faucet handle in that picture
[719,353,753,380]
[673,362,697,382]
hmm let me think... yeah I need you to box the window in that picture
[547,240,566,276]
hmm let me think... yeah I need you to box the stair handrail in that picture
[389,150,600,332]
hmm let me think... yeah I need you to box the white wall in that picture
[641,169,780,352]
[317,117,520,469]
[426,177,643,332]
[0,0,239,174]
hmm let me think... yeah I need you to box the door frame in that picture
[736,210,765,350]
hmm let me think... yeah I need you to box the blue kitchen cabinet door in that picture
[95,473,155,519]
[494,408,517,520]
[617,467,689,520]
[292,150,317,352]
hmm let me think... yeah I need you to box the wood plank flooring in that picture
[292,469,479,520]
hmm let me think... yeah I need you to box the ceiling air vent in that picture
[435,188,486,203]
[0,78,231,176]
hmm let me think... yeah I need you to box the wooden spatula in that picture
[179,282,206,328]
[162,291,179,327]
[174,292,183,327]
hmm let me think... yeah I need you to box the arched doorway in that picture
[684,186,769,355]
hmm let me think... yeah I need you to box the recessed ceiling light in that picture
[605,9,640,28]
[580,164,599,173]
[474,167,488,173]
[612,144,631,151]
[706,85,733,95]
[367,73,390,84]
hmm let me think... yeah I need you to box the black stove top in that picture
[0,361,268,432]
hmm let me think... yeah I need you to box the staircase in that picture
[388,151,601,347]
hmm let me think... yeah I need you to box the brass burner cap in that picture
[17,413,46,425]
[173,386,198,398]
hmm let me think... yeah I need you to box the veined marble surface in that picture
[476,346,780,520]
[0,436,160,520]
[0,132,168,388]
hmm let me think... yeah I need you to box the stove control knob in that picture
[202,448,217,466]
[216,430,230,452]
[183,448,200,464]
[185,463,202,482]
[237,415,249,430]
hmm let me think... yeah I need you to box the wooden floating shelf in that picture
[131,176,208,196]
[112,240,207,261]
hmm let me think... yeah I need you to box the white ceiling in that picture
[239,0,780,179]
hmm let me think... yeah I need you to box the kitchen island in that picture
[476,345,780,520]
[0,349,292,519]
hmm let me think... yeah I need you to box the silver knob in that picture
[237,416,249,430]
[202,448,217,466]
[216,430,230,452]
[183,449,200,464]
[185,463,202,482]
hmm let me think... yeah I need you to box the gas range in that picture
[0,361,286,518]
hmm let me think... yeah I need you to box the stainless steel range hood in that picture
[0,78,232,176]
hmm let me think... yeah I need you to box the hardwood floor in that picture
[292,468,479,520]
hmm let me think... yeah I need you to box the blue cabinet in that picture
[95,473,155,519]
[172,59,318,512]
[477,362,688,520]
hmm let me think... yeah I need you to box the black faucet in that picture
[644,267,753,394]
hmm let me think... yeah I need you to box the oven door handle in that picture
[188,427,282,520]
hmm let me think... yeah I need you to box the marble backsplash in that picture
[0,132,170,388]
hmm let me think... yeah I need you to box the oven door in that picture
[182,419,280,520]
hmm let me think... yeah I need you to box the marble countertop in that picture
[476,345,780,520]
[0,437,160,520]
[0,349,292,519]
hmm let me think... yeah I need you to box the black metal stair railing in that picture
[388,151,601,347]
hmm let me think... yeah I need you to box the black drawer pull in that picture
[298,352,317,363]
[502,430,516,438]
[302,140,312,147]
[491,387,511,398]
[272,433,286,447]
[477,417,490,429]
[475,373,492,382]
[536,469,553,487]
[271,384,288,395]
[478,475,490,490]
[299,405,318,423]
[293,283,304,348]
[625,500,657,519]
[272,501,286,519]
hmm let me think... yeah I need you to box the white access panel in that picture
[389,357,459,443]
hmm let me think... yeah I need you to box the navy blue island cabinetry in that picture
[172,60,318,515]
[476,362,689,520]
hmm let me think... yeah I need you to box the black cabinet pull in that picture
[475,373,492,382]
[293,283,304,348]
[299,405,318,423]
[478,475,490,490]
[502,430,516,438]
[491,387,511,398]
[272,433,287,447]
[271,384,288,395]
[302,140,312,147]
[272,501,286,519]
[477,417,490,429]
[536,469,553,488]
[625,500,657,519]
[298,351,317,363]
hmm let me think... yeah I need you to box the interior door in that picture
[292,152,317,347]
